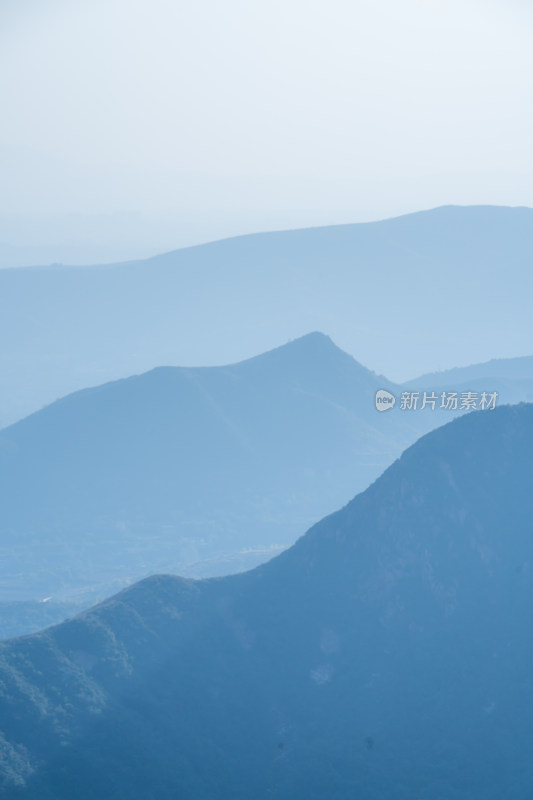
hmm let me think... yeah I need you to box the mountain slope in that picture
[408,353,533,386]
[0,333,419,607]
[404,353,533,410]
[1,204,532,427]
[406,353,533,406]
[1,403,532,799]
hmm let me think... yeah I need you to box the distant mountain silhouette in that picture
[1,403,532,799]
[0,333,422,612]
[408,353,533,386]
[1,205,533,428]
[404,354,533,415]
[406,354,533,405]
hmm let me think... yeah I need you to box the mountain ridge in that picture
[1,403,532,798]
[0,332,414,616]
[407,352,533,387]
[5,204,530,273]
[2,204,533,427]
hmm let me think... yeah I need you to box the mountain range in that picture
[0,331,524,641]
[0,333,418,608]
[0,402,532,798]
[1,205,533,429]
[406,354,533,406]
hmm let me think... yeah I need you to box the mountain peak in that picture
[287,331,333,346]
[264,331,342,361]
[242,331,339,359]
[235,331,377,379]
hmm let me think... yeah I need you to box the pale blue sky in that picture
[1,0,532,254]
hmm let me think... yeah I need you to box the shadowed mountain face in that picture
[1,205,533,428]
[0,333,423,606]
[1,403,532,799]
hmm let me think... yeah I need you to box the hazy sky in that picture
[1,0,532,251]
